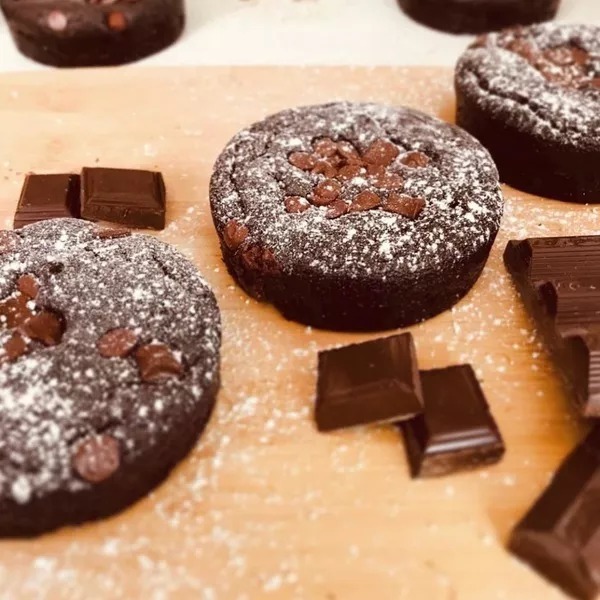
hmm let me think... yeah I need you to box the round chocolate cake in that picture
[0,219,220,537]
[0,0,185,67]
[456,24,600,203]
[397,0,560,35]
[210,102,504,331]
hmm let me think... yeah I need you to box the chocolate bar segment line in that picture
[81,167,166,230]
[509,427,600,600]
[13,173,80,229]
[315,333,423,432]
[401,364,505,478]
[504,237,600,417]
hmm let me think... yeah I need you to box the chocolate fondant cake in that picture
[0,219,220,536]
[456,24,600,203]
[210,102,504,331]
[0,0,185,67]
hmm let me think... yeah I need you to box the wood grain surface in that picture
[0,66,596,600]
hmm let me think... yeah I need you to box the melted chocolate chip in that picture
[326,199,349,219]
[223,220,249,251]
[72,435,120,483]
[97,328,138,359]
[285,196,310,214]
[241,245,280,274]
[136,343,183,383]
[107,11,127,32]
[17,275,40,300]
[21,311,64,346]
[313,138,338,158]
[2,331,29,363]
[0,293,34,329]
[313,179,342,206]
[288,152,316,171]
[362,139,400,167]
[383,194,426,219]
[312,160,338,178]
[401,151,431,168]
[349,190,382,213]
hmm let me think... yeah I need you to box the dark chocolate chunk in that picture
[13,173,80,229]
[72,435,121,484]
[94,226,132,240]
[509,427,600,600]
[504,236,600,417]
[401,365,505,478]
[97,328,138,359]
[81,168,166,230]
[21,311,64,347]
[315,333,423,432]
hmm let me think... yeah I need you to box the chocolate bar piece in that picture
[81,168,166,230]
[315,333,423,432]
[509,427,600,600]
[14,173,80,229]
[504,236,600,417]
[401,365,504,478]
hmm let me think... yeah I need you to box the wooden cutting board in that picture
[0,66,596,600]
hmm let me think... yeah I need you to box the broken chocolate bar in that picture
[401,365,504,478]
[81,167,166,230]
[504,236,600,417]
[315,333,423,432]
[509,426,600,600]
[13,173,80,228]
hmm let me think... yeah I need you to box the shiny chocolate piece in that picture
[509,427,600,600]
[401,365,504,478]
[81,167,166,230]
[315,333,423,432]
[504,236,600,417]
[13,173,80,229]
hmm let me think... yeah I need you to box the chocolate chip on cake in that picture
[97,328,138,359]
[72,435,121,484]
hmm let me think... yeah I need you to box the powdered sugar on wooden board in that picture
[0,66,589,600]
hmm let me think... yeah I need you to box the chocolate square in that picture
[509,427,600,600]
[81,168,166,230]
[402,365,504,477]
[315,333,423,432]
[14,173,80,229]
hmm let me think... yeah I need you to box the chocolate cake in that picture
[0,219,220,537]
[210,102,504,331]
[0,0,185,67]
[456,24,600,203]
[397,0,560,35]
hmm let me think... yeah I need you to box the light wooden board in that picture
[0,66,597,600]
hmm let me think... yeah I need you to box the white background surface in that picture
[0,0,598,71]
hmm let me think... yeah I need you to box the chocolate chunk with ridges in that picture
[81,167,166,230]
[456,24,600,203]
[210,102,502,331]
[315,333,423,432]
[0,0,185,68]
[349,190,381,213]
[72,435,120,484]
[509,427,600,600]
[504,236,600,416]
[97,328,138,359]
[13,173,80,229]
[94,226,132,240]
[136,343,183,382]
[401,365,504,478]
[0,219,221,537]
[397,0,560,34]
